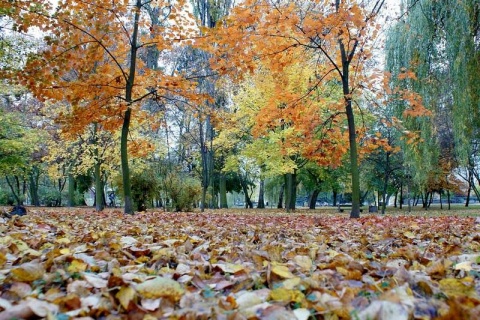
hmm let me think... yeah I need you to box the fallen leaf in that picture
[11,262,44,282]
[116,286,136,310]
[293,255,313,272]
[136,277,184,301]
[271,264,295,279]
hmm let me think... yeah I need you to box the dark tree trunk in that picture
[447,190,451,210]
[29,167,40,206]
[257,179,265,209]
[309,189,320,209]
[399,183,403,210]
[277,183,284,209]
[219,173,228,208]
[466,183,471,207]
[286,171,297,211]
[6,176,23,206]
[240,177,253,208]
[68,173,75,207]
[284,174,290,212]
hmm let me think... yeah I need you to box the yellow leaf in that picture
[293,255,313,272]
[116,286,136,310]
[213,263,244,274]
[282,277,301,289]
[11,262,45,282]
[56,237,71,244]
[0,252,6,267]
[12,239,31,252]
[439,277,477,298]
[403,231,416,239]
[60,248,71,255]
[271,264,295,279]
[269,288,305,303]
[135,277,184,301]
[67,259,87,273]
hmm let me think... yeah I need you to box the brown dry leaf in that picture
[11,262,44,282]
[135,277,184,301]
[0,252,6,267]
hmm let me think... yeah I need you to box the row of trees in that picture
[0,0,477,216]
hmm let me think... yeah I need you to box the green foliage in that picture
[163,172,201,212]
[0,110,32,175]
[0,185,15,205]
[129,171,160,212]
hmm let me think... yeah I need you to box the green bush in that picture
[0,188,15,205]
[114,170,160,211]
[131,171,160,211]
[164,173,201,212]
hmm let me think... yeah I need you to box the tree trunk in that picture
[121,0,142,214]
[93,123,104,212]
[332,190,338,206]
[6,175,22,206]
[309,189,320,209]
[466,182,471,207]
[219,173,228,208]
[29,167,40,206]
[200,144,208,211]
[277,183,284,209]
[284,174,290,212]
[447,189,451,210]
[288,170,297,211]
[257,178,265,209]
[240,177,253,208]
[399,182,403,210]
[94,161,104,211]
[68,173,75,207]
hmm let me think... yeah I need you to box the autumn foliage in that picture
[0,209,479,319]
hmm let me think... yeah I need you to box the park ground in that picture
[0,206,479,319]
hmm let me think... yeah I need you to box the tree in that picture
[208,0,393,217]
[386,0,480,207]
[5,0,202,214]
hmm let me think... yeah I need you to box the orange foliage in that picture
[0,210,479,318]
[6,0,204,150]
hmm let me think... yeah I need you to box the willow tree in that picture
[386,0,480,202]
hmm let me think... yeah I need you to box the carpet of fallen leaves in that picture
[1,208,480,320]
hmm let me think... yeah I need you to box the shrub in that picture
[163,173,201,212]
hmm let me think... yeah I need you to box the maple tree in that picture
[2,0,203,214]
[206,0,396,217]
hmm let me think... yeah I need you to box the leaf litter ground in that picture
[0,208,480,319]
